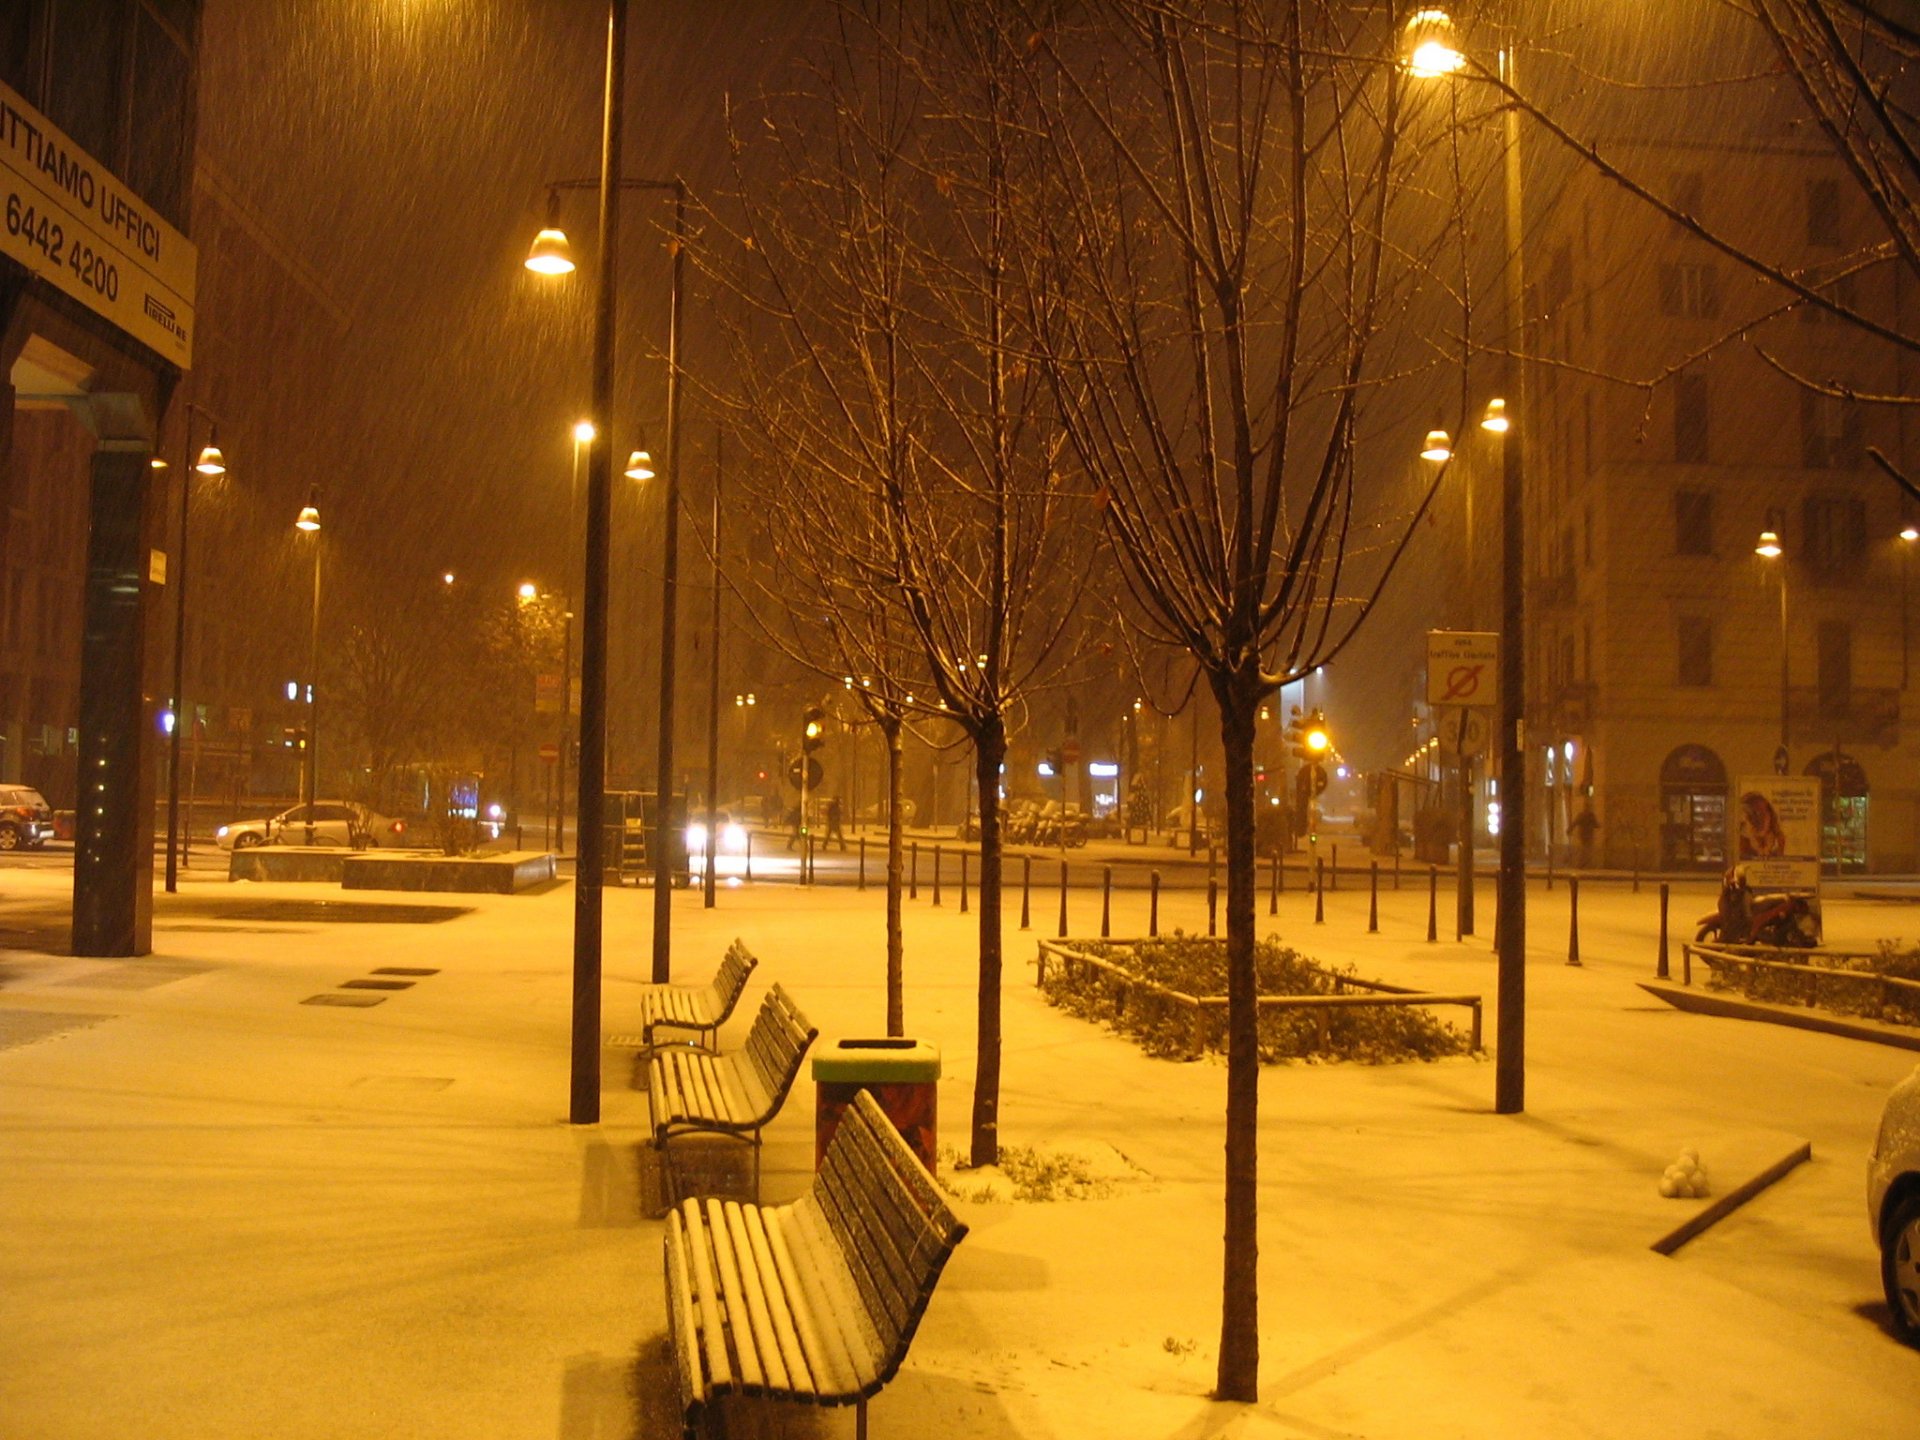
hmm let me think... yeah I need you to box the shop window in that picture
[1677,617,1713,686]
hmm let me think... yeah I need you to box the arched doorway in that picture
[1659,743,1728,871]
[1803,751,1869,874]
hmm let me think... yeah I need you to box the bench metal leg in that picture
[856,1397,867,1440]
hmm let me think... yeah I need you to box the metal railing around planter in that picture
[1033,937,1482,1059]
[1681,943,1920,1025]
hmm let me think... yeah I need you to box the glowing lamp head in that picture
[625,450,655,480]
[1480,397,1510,433]
[1305,728,1330,755]
[525,227,575,275]
[1902,525,1919,543]
[1404,9,1465,77]
[294,504,320,532]
[572,420,597,444]
[1421,429,1453,462]
[1755,530,1783,559]
[195,444,227,476]
[517,581,539,601]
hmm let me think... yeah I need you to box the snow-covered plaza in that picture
[2,863,1917,1438]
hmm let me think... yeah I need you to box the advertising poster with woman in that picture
[1735,776,1821,892]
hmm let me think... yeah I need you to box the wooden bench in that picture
[664,1088,968,1440]
[638,939,759,1060]
[649,983,817,1206]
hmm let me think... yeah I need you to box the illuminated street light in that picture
[1481,397,1509,433]
[624,449,654,480]
[573,419,597,444]
[1755,529,1782,559]
[194,442,226,476]
[1404,8,1465,78]
[1421,428,1453,462]
[293,489,323,845]
[1758,521,1790,771]
[163,400,229,894]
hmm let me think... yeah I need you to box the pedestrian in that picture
[784,803,802,851]
[826,795,846,851]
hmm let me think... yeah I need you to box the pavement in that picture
[2,860,1918,1438]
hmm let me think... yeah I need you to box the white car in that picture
[1869,1063,1920,1346]
[216,801,370,850]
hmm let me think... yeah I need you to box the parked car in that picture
[216,801,372,850]
[1870,1063,1920,1346]
[0,785,53,850]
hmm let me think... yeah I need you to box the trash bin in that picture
[813,1038,940,1173]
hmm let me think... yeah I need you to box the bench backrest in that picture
[705,940,758,1025]
[740,983,816,1119]
[815,1089,967,1383]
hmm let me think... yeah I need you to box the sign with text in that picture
[1427,631,1499,707]
[1734,775,1821,891]
[0,81,196,366]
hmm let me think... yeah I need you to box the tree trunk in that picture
[1213,671,1261,1402]
[884,715,905,1037]
[969,713,1008,1166]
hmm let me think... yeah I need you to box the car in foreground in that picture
[217,801,375,850]
[1870,1063,1920,1346]
[0,785,53,850]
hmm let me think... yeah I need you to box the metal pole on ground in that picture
[857,835,866,891]
[1208,877,1218,936]
[1331,843,1339,890]
[1657,882,1670,978]
[1269,849,1279,916]
[744,830,752,882]
[1428,865,1438,943]
[1314,859,1325,924]
[1101,866,1112,938]
[1369,862,1379,933]
[1149,870,1160,936]
[1567,874,1582,966]
[1020,855,1031,929]
[932,844,943,907]
[1057,859,1069,938]
[910,840,918,900]
[960,849,969,914]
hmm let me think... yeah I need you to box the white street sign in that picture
[1428,630,1499,707]
[0,82,196,367]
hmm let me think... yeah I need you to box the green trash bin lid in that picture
[811,1037,941,1083]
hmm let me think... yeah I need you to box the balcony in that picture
[1786,686,1900,748]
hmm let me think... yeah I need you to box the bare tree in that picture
[1015,1,1460,1402]
[704,0,1096,1164]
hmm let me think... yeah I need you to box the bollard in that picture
[1331,844,1339,890]
[1208,878,1218,936]
[1633,858,1641,895]
[1208,845,1218,888]
[1101,866,1112,938]
[1150,870,1160,937]
[1657,882,1670,979]
[858,835,867,891]
[910,840,919,900]
[1368,861,1379,933]
[805,832,815,885]
[1567,874,1582,966]
[1546,847,1555,891]
[1020,855,1032,930]
[1269,850,1279,916]
[1394,850,1401,891]
[1314,859,1325,924]
[1058,859,1069,938]
[932,844,944,906]
[960,849,970,914]
[745,830,753,883]
[1427,865,1438,943]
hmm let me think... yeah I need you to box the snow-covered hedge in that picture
[1038,933,1475,1064]
[1703,942,1920,1027]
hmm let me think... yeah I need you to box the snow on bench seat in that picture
[637,940,758,1059]
[664,1089,967,1439]
[648,983,815,1205]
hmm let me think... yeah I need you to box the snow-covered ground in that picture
[1,864,1916,1438]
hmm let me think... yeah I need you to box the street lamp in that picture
[163,403,227,893]
[294,489,322,845]
[526,0,687,1122]
[1757,522,1790,773]
[1408,7,1529,1114]
[1901,524,1917,689]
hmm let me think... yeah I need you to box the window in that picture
[1674,489,1713,554]
[1808,178,1842,247]
[1659,262,1720,318]
[0,3,34,99]
[1799,271,1858,325]
[1801,390,1865,469]
[46,0,121,162]
[1677,617,1713,687]
[129,9,192,225]
[1803,495,1868,578]
[1817,621,1852,713]
[1675,375,1709,464]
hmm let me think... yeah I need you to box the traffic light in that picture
[802,706,826,754]
[1287,706,1331,763]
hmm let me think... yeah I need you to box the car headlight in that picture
[721,822,748,853]
[686,823,707,854]
[216,825,229,838]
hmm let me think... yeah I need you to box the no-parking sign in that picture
[1428,631,1499,707]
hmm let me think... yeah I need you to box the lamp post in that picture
[1901,524,1916,689]
[525,0,687,1121]
[1757,523,1789,772]
[294,490,322,845]
[704,430,723,909]
[162,407,226,892]
[555,419,595,856]
[1409,9,1529,1113]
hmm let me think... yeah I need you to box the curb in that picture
[1650,1140,1813,1256]
[1637,980,1920,1053]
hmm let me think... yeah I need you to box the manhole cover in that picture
[302,993,386,1007]
[340,979,413,991]
[371,967,439,976]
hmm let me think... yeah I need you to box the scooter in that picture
[1696,867,1819,947]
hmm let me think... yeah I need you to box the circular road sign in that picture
[788,755,825,791]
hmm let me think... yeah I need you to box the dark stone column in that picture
[72,444,158,956]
